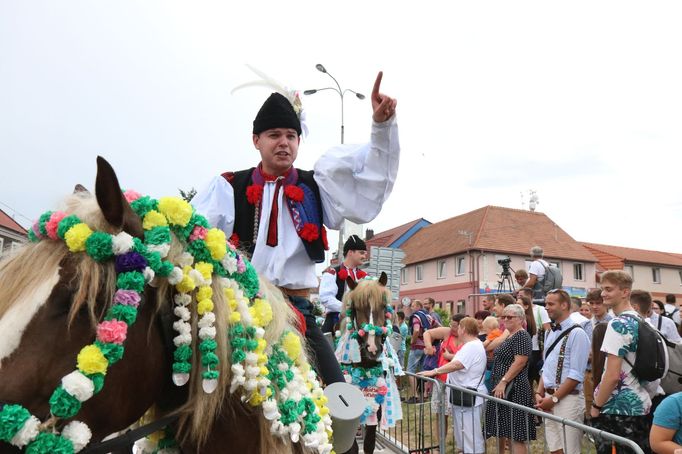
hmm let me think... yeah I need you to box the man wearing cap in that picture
[192,72,399,386]
[319,234,368,335]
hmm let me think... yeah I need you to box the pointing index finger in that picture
[372,71,383,100]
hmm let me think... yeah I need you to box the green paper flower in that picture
[86,373,105,394]
[117,271,145,292]
[187,240,212,263]
[95,341,125,364]
[49,386,81,419]
[156,261,174,277]
[26,432,74,454]
[144,226,171,246]
[57,215,82,240]
[105,304,138,326]
[172,362,191,374]
[201,352,219,367]
[85,231,114,262]
[202,370,219,380]
[38,211,53,236]
[173,345,192,362]
[130,196,157,218]
[0,404,31,442]
[199,339,217,354]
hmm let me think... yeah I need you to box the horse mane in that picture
[342,279,391,314]
[0,192,306,452]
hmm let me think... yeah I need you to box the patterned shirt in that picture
[596,310,651,416]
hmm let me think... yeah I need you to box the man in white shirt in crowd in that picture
[632,290,681,344]
[192,73,399,386]
[524,245,549,306]
[664,294,681,326]
[318,235,368,335]
[536,289,590,454]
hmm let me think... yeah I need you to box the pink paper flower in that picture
[123,190,142,203]
[97,320,128,344]
[377,386,388,396]
[189,225,208,242]
[46,211,67,240]
[113,289,141,307]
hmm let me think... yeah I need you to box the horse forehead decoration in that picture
[0,158,333,454]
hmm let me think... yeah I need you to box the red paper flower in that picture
[321,226,329,250]
[229,233,240,247]
[284,185,304,203]
[246,184,264,205]
[299,223,319,242]
[338,269,349,280]
[356,270,367,280]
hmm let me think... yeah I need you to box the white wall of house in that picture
[625,263,682,295]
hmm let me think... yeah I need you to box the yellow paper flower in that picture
[205,228,227,260]
[224,288,235,300]
[197,285,213,302]
[195,262,213,281]
[77,344,109,375]
[197,299,214,315]
[65,223,93,252]
[142,210,168,230]
[249,298,273,328]
[282,331,302,362]
[176,274,196,293]
[256,339,267,354]
[249,391,264,406]
[229,311,241,324]
[158,197,192,226]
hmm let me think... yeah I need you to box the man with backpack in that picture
[590,271,654,454]
[524,245,563,306]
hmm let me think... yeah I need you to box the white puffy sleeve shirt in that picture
[192,117,400,289]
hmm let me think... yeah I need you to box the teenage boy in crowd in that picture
[590,270,652,454]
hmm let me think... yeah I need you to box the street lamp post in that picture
[304,64,366,263]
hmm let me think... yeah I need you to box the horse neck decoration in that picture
[0,157,332,454]
[334,274,403,430]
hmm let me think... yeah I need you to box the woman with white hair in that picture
[484,303,536,453]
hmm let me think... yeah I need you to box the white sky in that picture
[2,1,682,258]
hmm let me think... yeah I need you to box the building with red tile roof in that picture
[0,208,28,257]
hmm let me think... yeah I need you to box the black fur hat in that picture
[252,93,302,135]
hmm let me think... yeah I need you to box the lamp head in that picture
[355,93,366,100]
[315,64,327,73]
[303,89,317,95]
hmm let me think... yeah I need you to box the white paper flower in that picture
[198,326,216,340]
[174,293,191,306]
[176,252,194,267]
[168,267,184,285]
[173,321,192,335]
[147,243,171,258]
[173,306,191,321]
[189,269,206,286]
[173,333,192,346]
[62,421,92,453]
[9,415,40,448]
[198,313,216,328]
[112,232,134,255]
[143,267,155,283]
[61,371,95,402]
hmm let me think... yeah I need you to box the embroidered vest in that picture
[223,167,326,262]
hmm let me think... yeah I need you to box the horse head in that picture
[0,157,172,453]
[0,157,333,454]
[344,272,392,364]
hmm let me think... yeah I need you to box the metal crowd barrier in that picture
[376,372,645,454]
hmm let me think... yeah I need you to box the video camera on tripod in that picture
[496,257,515,292]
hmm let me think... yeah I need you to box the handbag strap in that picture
[544,324,579,360]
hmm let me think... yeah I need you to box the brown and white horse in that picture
[0,158,319,453]
[337,275,403,454]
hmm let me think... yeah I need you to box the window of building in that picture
[401,267,407,285]
[573,263,584,281]
[416,265,423,282]
[0,238,4,255]
[437,260,446,279]
[678,269,682,286]
[653,267,661,284]
[624,265,634,279]
[10,241,21,252]
[456,256,466,276]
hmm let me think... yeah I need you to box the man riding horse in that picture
[192,71,400,386]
